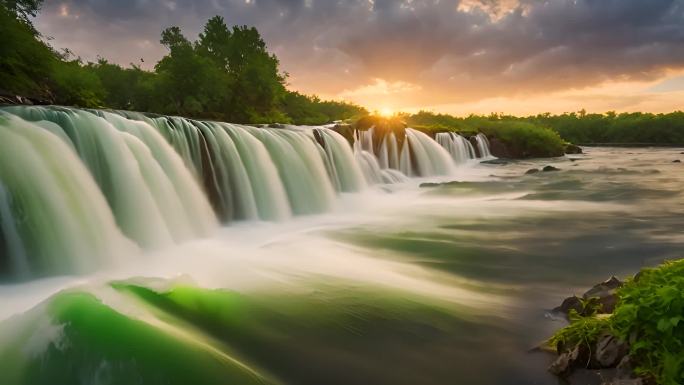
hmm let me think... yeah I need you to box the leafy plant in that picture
[550,259,684,385]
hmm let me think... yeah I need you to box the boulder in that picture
[616,356,636,379]
[602,379,643,385]
[565,144,583,154]
[549,344,589,376]
[525,168,540,174]
[553,295,583,316]
[595,334,629,367]
[543,165,560,172]
[673,160,681,163]
[480,158,509,165]
[487,137,511,158]
[582,276,623,314]
[584,276,622,299]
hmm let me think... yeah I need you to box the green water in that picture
[2,147,684,384]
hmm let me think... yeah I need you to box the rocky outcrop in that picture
[565,143,583,154]
[553,276,623,318]
[547,276,646,385]
[0,90,53,106]
[484,135,574,159]
[486,137,511,158]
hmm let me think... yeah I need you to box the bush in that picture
[477,121,566,158]
[550,259,684,385]
[611,260,684,384]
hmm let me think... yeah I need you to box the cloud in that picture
[34,0,684,112]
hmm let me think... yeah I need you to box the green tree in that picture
[0,1,54,97]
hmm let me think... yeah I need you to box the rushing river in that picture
[1,106,683,384]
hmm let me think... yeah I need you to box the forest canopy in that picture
[0,2,366,124]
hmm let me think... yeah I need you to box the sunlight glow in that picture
[378,107,394,117]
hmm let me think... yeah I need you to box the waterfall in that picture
[475,133,493,158]
[313,128,367,193]
[378,132,400,170]
[4,106,217,249]
[0,112,136,278]
[400,129,455,177]
[436,132,477,163]
[0,105,496,280]
[353,128,408,184]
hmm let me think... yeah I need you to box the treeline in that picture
[402,110,684,146]
[525,111,684,145]
[0,1,365,124]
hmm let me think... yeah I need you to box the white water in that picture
[436,132,477,163]
[0,107,492,280]
[0,112,136,277]
[476,133,493,158]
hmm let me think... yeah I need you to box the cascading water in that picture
[313,128,367,192]
[0,112,136,278]
[4,106,217,249]
[0,105,495,280]
[436,132,477,163]
[475,133,493,158]
[400,129,455,177]
[353,128,408,184]
[379,132,400,170]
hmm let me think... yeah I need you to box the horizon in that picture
[34,0,684,116]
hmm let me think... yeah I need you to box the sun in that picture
[378,107,394,117]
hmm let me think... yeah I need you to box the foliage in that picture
[283,91,366,125]
[526,111,684,145]
[0,4,54,97]
[611,260,684,384]
[405,111,566,158]
[0,7,361,124]
[550,259,684,385]
[50,59,105,108]
[548,310,611,352]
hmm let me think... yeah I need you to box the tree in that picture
[1,0,42,22]
[0,3,54,97]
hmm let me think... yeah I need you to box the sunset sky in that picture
[35,0,684,116]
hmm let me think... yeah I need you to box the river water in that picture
[2,146,683,385]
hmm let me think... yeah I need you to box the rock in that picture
[553,295,583,316]
[584,276,623,300]
[565,143,583,154]
[616,356,635,379]
[419,181,463,188]
[582,276,623,314]
[268,123,286,128]
[468,136,482,158]
[595,334,629,367]
[543,165,560,172]
[525,168,540,174]
[480,158,509,165]
[673,160,681,163]
[549,344,589,376]
[602,379,643,385]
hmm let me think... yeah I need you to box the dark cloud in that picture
[34,0,684,107]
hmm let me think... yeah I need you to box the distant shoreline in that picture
[578,143,684,147]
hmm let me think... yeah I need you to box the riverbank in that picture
[546,259,684,385]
